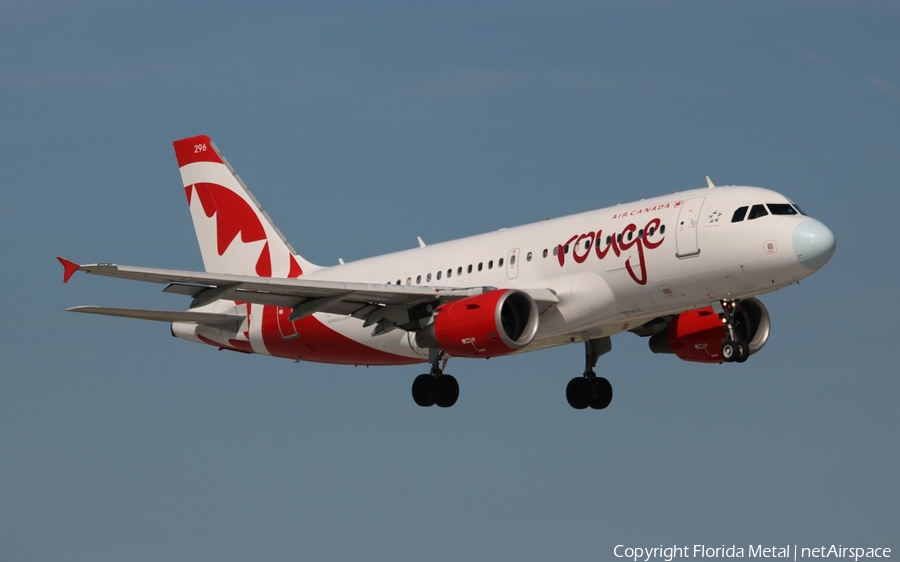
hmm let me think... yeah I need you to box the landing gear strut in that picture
[411,349,459,408]
[566,337,613,410]
[714,299,749,363]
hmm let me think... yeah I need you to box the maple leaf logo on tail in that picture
[173,135,321,278]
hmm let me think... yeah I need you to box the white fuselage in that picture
[266,186,822,361]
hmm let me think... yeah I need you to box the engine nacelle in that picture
[415,289,539,358]
[649,298,771,363]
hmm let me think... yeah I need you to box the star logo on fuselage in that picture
[708,210,721,223]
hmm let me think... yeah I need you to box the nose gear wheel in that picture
[714,300,750,364]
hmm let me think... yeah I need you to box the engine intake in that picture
[415,289,539,358]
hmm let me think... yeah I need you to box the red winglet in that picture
[173,135,223,168]
[57,257,80,283]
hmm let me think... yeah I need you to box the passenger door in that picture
[675,196,706,258]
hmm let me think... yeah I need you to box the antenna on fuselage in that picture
[706,176,715,189]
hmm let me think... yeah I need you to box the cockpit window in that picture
[731,206,748,223]
[793,204,807,216]
[747,204,768,220]
[767,203,798,216]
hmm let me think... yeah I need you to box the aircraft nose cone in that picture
[793,219,836,270]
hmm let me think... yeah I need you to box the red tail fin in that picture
[173,135,321,278]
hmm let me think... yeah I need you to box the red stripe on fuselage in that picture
[197,334,253,354]
[260,305,423,366]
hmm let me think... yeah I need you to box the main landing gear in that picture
[566,337,613,410]
[411,350,459,408]
[715,299,749,363]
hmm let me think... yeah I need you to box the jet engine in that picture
[648,298,771,363]
[415,289,539,358]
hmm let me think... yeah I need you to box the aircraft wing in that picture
[59,258,559,331]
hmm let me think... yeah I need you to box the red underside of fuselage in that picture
[198,305,425,367]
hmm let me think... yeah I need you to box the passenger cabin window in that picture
[747,204,768,220]
[499,257,504,267]
[488,260,493,270]
[526,252,533,261]
[543,249,549,258]
[416,275,422,284]
[436,271,441,280]
[767,203,798,216]
[467,265,472,274]
[478,262,483,271]
[732,206,748,222]
[457,267,463,276]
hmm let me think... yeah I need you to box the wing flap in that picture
[162,283,207,297]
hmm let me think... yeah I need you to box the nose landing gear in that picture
[714,300,749,363]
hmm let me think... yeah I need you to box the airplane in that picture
[58,135,836,410]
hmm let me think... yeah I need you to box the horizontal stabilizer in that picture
[66,306,244,327]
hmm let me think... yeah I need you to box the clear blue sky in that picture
[2,2,897,561]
